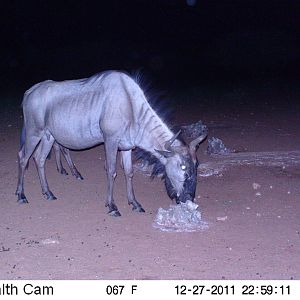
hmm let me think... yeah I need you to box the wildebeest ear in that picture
[189,132,208,154]
[188,132,208,163]
[154,149,174,158]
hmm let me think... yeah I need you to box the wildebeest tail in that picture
[19,123,29,168]
[20,124,26,151]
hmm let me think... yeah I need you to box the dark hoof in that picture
[132,206,145,213]
[108,210,121,217]
[17,195,29,204]
[60,168,68,176]
[44,191,57,201]
[75,173,84,180]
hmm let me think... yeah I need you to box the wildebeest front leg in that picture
[53,142,68,175]
[104,140,121,216]
[53,143,84,180]
[60,146,84,180]
[33,135,57,200]
[121,150,145,212]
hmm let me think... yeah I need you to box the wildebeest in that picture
[16,71,207,216]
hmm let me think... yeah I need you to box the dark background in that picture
[1,0,299,96]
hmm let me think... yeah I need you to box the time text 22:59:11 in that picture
[175,284,290,296]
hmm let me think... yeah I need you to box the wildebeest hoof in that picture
[108,210,121,217]
[44,191,57,201]
[17,194,29,204]
[75,173,84,180]
[132,206,145,213]
[60,168,68,175]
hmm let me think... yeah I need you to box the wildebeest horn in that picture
[154,149,174,158]
[154,130,181,158]
[164,130,181,151]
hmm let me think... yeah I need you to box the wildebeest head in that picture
[155,128,207,203]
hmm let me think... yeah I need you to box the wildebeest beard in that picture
[134,149,198,204]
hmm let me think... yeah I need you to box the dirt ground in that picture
[0,82,299,280]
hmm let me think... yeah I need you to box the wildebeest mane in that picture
[130,69,177,179]
[131,69,175,123]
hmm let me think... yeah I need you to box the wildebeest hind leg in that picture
[121,150,145,213]
[104,140,121,216]
[16,135,41,204]
[33,134,56,200]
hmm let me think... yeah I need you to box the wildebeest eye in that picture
[181,164,187,170]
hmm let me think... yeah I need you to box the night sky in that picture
[1,0,299,92]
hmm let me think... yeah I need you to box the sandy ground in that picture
[0,83,299,280]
